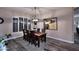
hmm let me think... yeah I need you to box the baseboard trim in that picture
[47,36,74,43]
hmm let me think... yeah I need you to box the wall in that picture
[0,8,29,35]
[46,8,74,43]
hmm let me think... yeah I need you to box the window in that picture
[28,20,31,30]
[13,18,18,32]
[19,17,23,31]
[13,17,28,32]
[24,18,27,29]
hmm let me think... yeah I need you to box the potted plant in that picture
[0,38,6,51]
[5,33,11,38]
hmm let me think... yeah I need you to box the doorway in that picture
[74,7,79,44]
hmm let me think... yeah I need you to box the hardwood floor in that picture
[45,38,79,51]
[6,37,45,51]
[6,37,79,51]
[7,39,27,51]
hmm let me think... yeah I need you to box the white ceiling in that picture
[0,7,72,19]
[0,7,64,14]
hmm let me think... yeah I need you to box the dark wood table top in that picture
[34,32,46,37]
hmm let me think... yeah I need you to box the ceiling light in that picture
[32,7,40,22]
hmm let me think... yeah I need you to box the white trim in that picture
[4,33,23,41]
[18,17,19,32]
[47,36,74,43]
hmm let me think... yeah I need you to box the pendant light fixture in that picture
[32,7,39,22]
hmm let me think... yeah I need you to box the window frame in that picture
[13,17,28,33]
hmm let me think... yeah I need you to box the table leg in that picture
[44,36,46,42]
[38,39,40,47]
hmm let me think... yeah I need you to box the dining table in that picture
[23,29,46,47]
[34,32,46,47]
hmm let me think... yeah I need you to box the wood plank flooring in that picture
[6,37,79,51]
[6,37,45,51]
[45,38,79,51]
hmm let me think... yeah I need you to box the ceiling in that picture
[0,7,64,14]
[0,7,72,19]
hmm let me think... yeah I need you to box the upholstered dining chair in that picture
[23,29,29,41]
[37,28,40,32]
[41,33,46,42]
[29,31,39,46]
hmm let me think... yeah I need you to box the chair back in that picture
[23,29,29,40]
[23,29,29,35]
[30,31,35,36]
[42,29,45,33]
[37,28,40,32]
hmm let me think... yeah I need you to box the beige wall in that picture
[46,8,74,43]
[0,8,29,34]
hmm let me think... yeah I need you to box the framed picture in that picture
[0,17,4,24]
[44,17,58,30]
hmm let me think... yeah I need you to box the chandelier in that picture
[32,7,39,22]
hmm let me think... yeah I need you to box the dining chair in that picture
[42,29,45,33]
[37,28,40,32]
[41,33,46,42]
[23,29,29,41]
[29,31,39,46]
